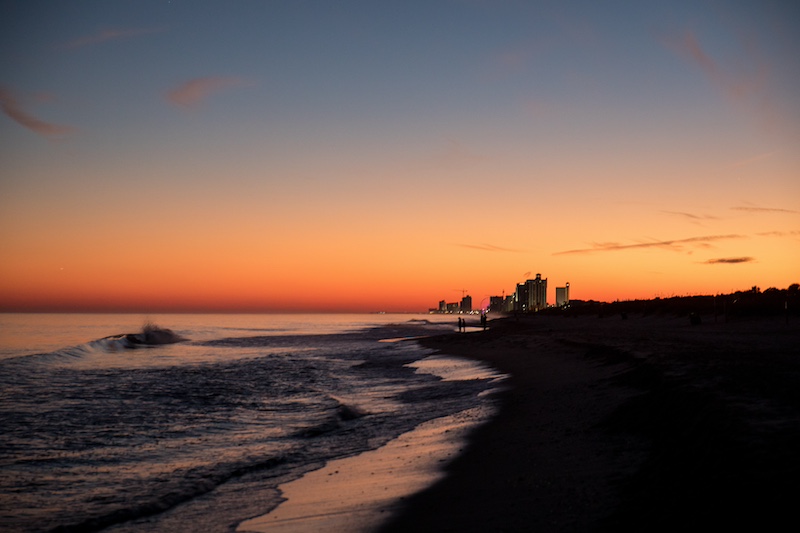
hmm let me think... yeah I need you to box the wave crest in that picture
[102,322,187,347]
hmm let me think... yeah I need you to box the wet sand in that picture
[380,313,800,532]
[236,407,493,533]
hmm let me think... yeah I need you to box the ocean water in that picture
[0,314,503,533]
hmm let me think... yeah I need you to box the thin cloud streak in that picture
[704,257,755,264]
[666,29,775,132]
[728,151,776,169]
[166,77,251,108]
[457,243,521,253]
[678,31,718,79]
[63,27,164,49]
[672,30,767,103]
[553,234,744,255]
[755,230,800,237]
[732,206,798,214]
[0,87,76,138]
[661,211,719,221]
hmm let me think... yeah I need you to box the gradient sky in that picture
[1,0,798,312]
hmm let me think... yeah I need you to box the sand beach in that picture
[377,313,800,532]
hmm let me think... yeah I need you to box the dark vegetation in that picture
[542,283,800,320]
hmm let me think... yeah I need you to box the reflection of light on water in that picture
[238,405,496,533]
[66,344,312,371]
[406,355,507,383]
[378,336,429,343]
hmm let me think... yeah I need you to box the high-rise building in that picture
[488,296,505,312]
[514,274,547,312]
[556,282,570,307]
[460,295,473,313]
[514,282,529,312]
[526,273,547,311]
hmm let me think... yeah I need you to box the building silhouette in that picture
[528,274,547,311]
[514,282,529,312]
[431,296,474,313]
[513,274,547,312]
[432,273,557,314]
[488,296,506,312]
[556,282,570,307]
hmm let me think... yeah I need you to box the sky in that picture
[1,0,798,313]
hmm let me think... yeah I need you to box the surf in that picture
[101,321,187,347]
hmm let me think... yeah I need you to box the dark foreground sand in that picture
[379,313,800,532]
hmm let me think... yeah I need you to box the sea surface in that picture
[0,313,503,532]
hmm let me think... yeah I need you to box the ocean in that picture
[0,313,503,532]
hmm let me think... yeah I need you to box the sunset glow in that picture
[2,1,798,312]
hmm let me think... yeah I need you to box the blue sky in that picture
[1,1,798,311]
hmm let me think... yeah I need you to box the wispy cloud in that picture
[755,230,800,237]
[672,31,722,83]
[727,151,776,169]
[62,27,164,49]
[457,243,521,253]
[553,234,744,255]
[166,77,251,109]
[732,205,798,214]
[703,257,755,264]
[661,210,719,222]
[666,29,775,131]
[670,30,767,103]
[0,86,76,138]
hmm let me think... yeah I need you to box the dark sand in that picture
[380,313,800,532]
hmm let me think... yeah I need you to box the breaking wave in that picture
[100,322,187,347]
[1,323,187,367]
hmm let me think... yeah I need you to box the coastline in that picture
[379,313,800,532]
[234,326,503,533]
[236,406,493,533]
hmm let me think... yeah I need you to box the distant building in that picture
[527,274,547,311]
[432,273,554,314]
[556,282,570,307]
[488,296,505,312]
[513,274,547,312]
[515,282,529,312]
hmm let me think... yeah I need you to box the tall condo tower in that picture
[556,282,570,307]
[526,274,547,312]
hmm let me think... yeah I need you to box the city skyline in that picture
[433,273,556,314]
[2,1,798,313]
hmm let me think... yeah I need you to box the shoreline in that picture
[379,313,800,532]
[236,406,495,533]
[234,339,504,533]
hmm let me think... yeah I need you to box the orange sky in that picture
[1,2,798,312]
